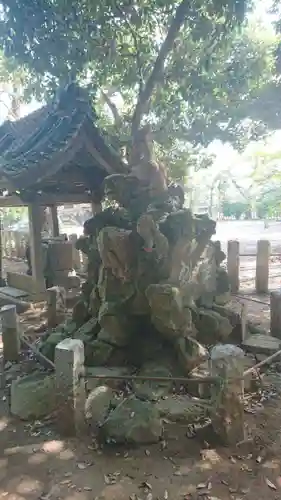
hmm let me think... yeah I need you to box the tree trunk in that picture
[130,0,192,148]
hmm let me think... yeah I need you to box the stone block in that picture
[48,241,73,271]
[11,372,56,420]
[242,334,281,355]
[155,395,209,423]
[55,338,86,436]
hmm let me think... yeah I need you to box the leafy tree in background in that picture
[0,2,267,150]
[0,0,279,183]
[222,201,251,219]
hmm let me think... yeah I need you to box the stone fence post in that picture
[0,304,20,363]
[209,344,245,446]
[54,338,86,436]
[47,286,66,330]
[227,240,239,293]
[255,240,270,294]
[270,291,281,339]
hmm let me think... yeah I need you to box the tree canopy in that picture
[0,0,278,178]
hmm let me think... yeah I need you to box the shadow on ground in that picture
[1,389,281,500]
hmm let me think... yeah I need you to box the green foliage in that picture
[0,207,27,227]
[256,188,281,217]
[222,200,251,219]
[0,0,277,176]
[0,0,248,86]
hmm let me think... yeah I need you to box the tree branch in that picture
[131,0,192,138]
[100,90,122,128]
[113,3,144,94]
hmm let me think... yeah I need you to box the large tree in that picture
[0,0,275,168]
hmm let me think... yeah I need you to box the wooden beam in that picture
[0,192,94,207]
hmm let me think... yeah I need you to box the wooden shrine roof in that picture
[0,83,127,201]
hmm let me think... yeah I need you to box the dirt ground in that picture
[2,375,281,500]
[1,255,281,500]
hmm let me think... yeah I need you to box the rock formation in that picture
[39,142,233,444]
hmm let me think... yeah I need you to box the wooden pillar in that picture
[0,212,4,286]
[50,205,60,237]
[270,291,281,338]
[28,203,46,292]
[255,240,270,294]
[227,240,239,293]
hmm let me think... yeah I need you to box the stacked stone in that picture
[40,161,232,377]
[35,157,238,444]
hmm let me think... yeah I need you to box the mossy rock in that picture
[39,330,68,361]
[101,395,163,444]
[11,372,56,420]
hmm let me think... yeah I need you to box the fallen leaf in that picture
[265,478,276,490]
[197,483,207,489]
[140,482,152,490]
[145,449,151,456]
[77,462,88,470]
[173,466,190,476]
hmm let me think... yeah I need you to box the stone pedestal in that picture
[55,338,86,436]
[210,344,245,445]
[48,241,74,271]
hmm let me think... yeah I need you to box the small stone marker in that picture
[47,286,66,329]
[242,333,281,355]
[270,291,281,339]
[55,338,86,436]
[0,304,20,363]
[210,344,245,446]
